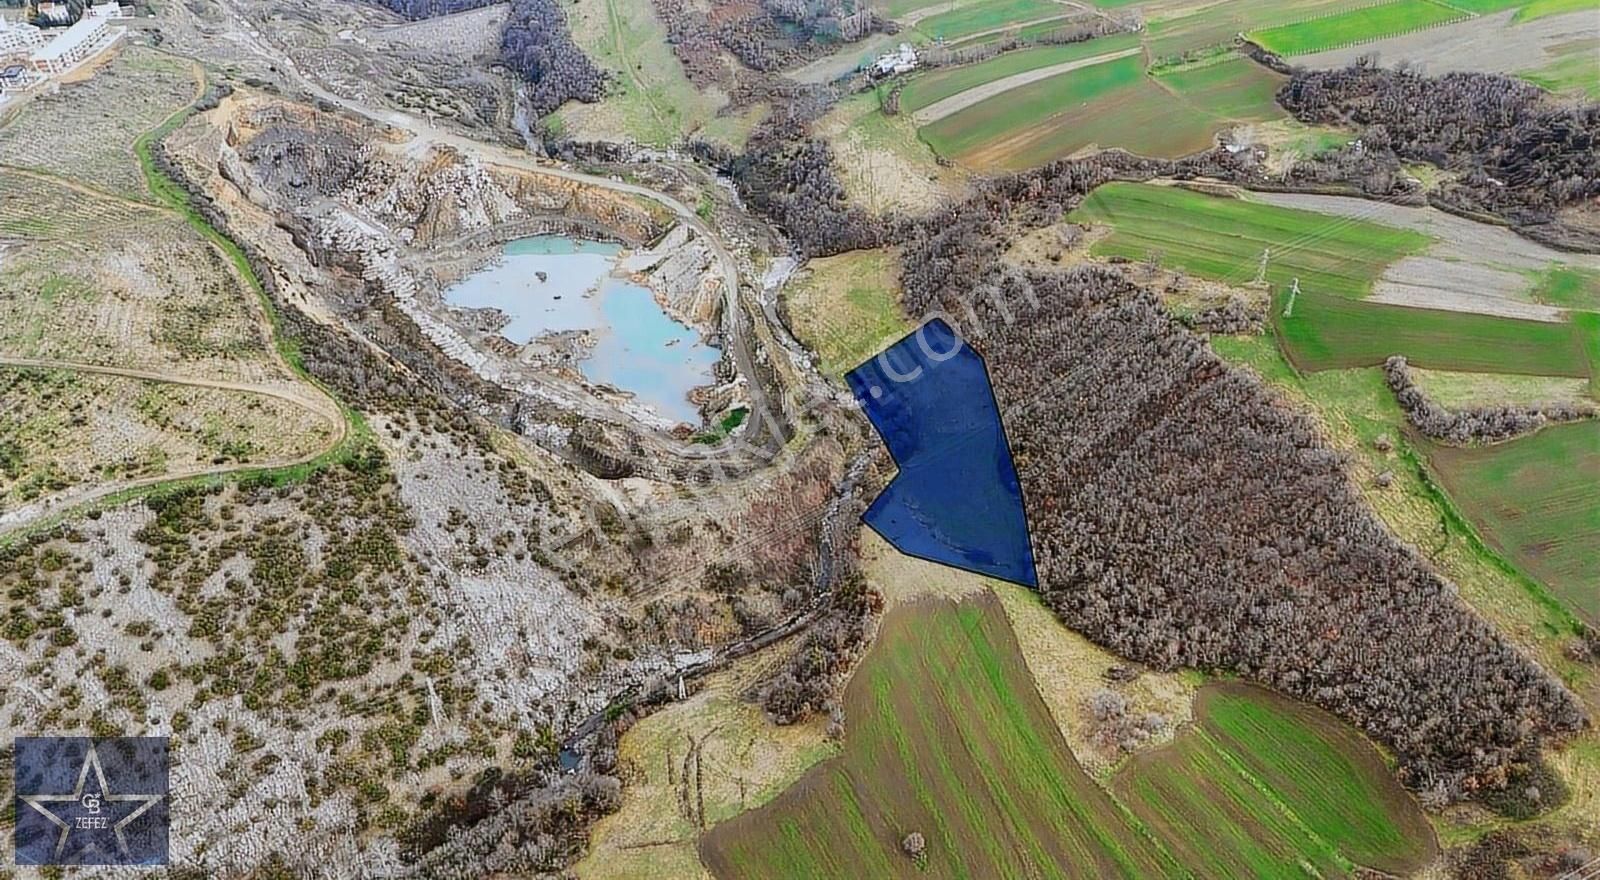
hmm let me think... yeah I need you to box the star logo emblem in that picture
[14,737,169,866]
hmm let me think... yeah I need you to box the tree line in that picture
[1384,356,1595,445]
[501,0,607,117]
[356,0,605,119]
[1278,64,1600,246]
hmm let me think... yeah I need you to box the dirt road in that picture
[0,357,346,538]
[911,45,1142,125]
[225,24,811,449]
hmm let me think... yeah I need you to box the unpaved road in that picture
[912,46,1143,124]
[223,16,811,450]
[0,356,345,424]
[0,357,346,537]
[0,57,350,540]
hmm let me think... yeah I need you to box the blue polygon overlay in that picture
[846,318,1037,587]
[14,736,169,866]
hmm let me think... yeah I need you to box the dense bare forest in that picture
[887,152,1585,801]
[1279,65,1600,234]
[645,0,883,90]
[357,0,604,118]
[762,0,877,41]
[501,0,607,116]
[359,0,493,19]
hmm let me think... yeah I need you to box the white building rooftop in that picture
[33,19,98,63]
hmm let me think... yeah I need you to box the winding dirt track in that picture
[0,58,349,539]
[0,356,346,538]
[225,23,816,451]
[0,356,345,424]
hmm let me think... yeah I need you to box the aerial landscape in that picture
[0,0,1596,875]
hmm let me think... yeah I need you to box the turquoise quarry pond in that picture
[444,235,719,424]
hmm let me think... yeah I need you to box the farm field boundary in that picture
[1249,0,1474,56]
[1424,420,1600,628]
[1068,182,1432,299]
[1273,289,1594,378]
[701,594,1439,878]
[699,593,1178,879]
[0,67,364,548]
[919,55,1287,167]
[908,44,1143,123]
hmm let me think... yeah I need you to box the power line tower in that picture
[1253,247,1270,286]
[1282,277,1301,318]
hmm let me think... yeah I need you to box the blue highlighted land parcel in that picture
[846,319,1037,587]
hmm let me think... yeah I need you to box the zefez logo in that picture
[14,737,169,865]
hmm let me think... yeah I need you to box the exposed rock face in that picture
[344,149,527,245]
[620,225,724,326]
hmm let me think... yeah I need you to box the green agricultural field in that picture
[784,249,912,378]
[1521,48,1600,99]
[1117,684,1434,878]
[1515,0,1600,21]
[1426,421,1600,627]
[920,54,1279,166]
[1580,312,1600,394]
[899,33,1142,113]
[1433,0,1597,17]
[700,594,1177,879]
[1117,684,1435,878]
[558,0,731,146]
[913,0,1074,40]
[1531,266,1600,311]
[1118,729,1347,877]
[874,0,961,18]
[1197,686,1437,874]
[909,45,1284,168]
[1146,0,1385,60]
[1154,54,1289,122]
[702,594,1440,879]
[1212,333,1592,684]
[1069,183,1431,299]
[1274,290,1594,377]
[1249,0,1468,56]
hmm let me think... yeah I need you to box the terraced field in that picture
[0,61,338,525]
[1249,0,1469,56]
[0,209,280,383]
[1426,421,1600,627]
[1068,183,1432,298]
[920,54,1286,167]
[701,594,1440,878]
[1274,289,1594,377]
[0,367,333,509]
